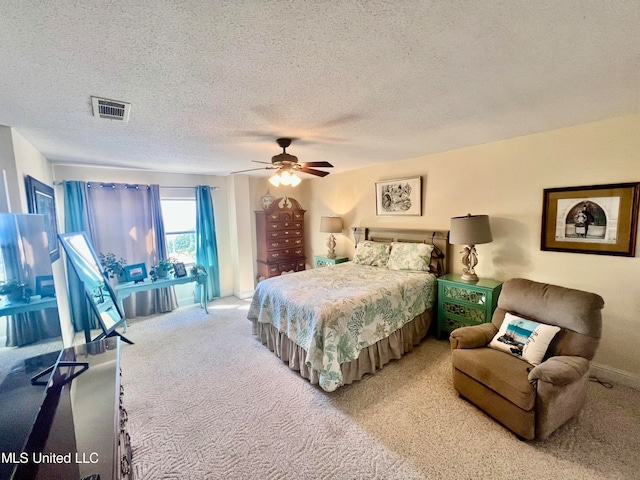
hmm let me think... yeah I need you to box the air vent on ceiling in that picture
[91,96,131,122]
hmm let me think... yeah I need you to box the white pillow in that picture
[387,242,434,272]
[352,241,390,267]
[489,312,561,366]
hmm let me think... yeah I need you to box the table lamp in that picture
[319,216,342,259]
[449,214,493,282]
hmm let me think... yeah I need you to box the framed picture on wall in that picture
[25,175,60,262]
[541,182,640,256]
[375,176,422,216]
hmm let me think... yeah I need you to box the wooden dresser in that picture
[255,196,306,280]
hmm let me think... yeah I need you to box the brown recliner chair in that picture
[449,278,604,440]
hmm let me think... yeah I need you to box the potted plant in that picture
[99,252,127,283]
[190,264,206,276]
[153,258,176,279]
[0,280,32,303]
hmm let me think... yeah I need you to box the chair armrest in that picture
[528,356,590,386]
[449,323,498,350]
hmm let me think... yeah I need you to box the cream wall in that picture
[301,114,640,385]
[226,175,256,298]
[52,164,236,297]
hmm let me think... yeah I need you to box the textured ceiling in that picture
[0,1,638,177]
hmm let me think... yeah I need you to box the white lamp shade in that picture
[268,172,281,187]
[449,214,493,245]
[319,216,342,233]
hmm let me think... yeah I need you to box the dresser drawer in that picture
[278,261,297,272]
[267,248,305,261]
[266,220,304,230]
[266,229,304,239]
[266,237,303,250]
[280,260,306,272]
[282,221,303,229]
[267,211,303,222]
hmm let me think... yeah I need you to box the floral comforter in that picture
[247,262,437,392]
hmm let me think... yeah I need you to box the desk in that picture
[0,296,57,317]
[115,273,208,331]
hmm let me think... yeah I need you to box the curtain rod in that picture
[53,181,220,190]
[162,185,220,190]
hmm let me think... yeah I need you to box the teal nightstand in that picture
[436,273,502,340]
[314,256,349,268]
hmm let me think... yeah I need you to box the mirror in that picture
[58,232,131,343]
[0,213,63,479]
[0,213,62,352]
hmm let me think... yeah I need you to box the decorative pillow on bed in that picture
[489,312,561,366]
[352,240,391,266]
[387,242,434,272]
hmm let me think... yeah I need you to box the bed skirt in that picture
[251,309,433,389]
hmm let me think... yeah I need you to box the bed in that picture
[248,227,449,392]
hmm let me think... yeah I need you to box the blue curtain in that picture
[63,181,97,334]
[149,184,176,312]
[195,186,220,300]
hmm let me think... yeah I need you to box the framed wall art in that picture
[25,175,60,262]
[375,176,422,216]
[541,182,640,256]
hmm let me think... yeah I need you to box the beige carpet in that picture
[121,297,640,480]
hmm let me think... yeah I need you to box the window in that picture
[161,198,196,265]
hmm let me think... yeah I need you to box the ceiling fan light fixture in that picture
[280,170,292,186]
[230,138,332,181]
[269,172,281,187]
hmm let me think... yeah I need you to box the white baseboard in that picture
[590,362,640,390]
[218,289,253,300]
[233,289,254,300]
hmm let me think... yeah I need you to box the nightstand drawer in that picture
[441,300,486,323]
[441,315,482,333]
[442,284,488,306]
[314,256,349,268]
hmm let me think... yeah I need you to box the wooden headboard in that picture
[352,227,450,276]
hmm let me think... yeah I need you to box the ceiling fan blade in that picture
[299,167,330,177]
[301,161,333,168]
[229,167,273,174]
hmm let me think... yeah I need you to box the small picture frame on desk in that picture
[124,263,148,283]
[173,262,187,277]
[35,275,56,297]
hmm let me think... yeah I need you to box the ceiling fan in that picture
[230,138,333,186]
